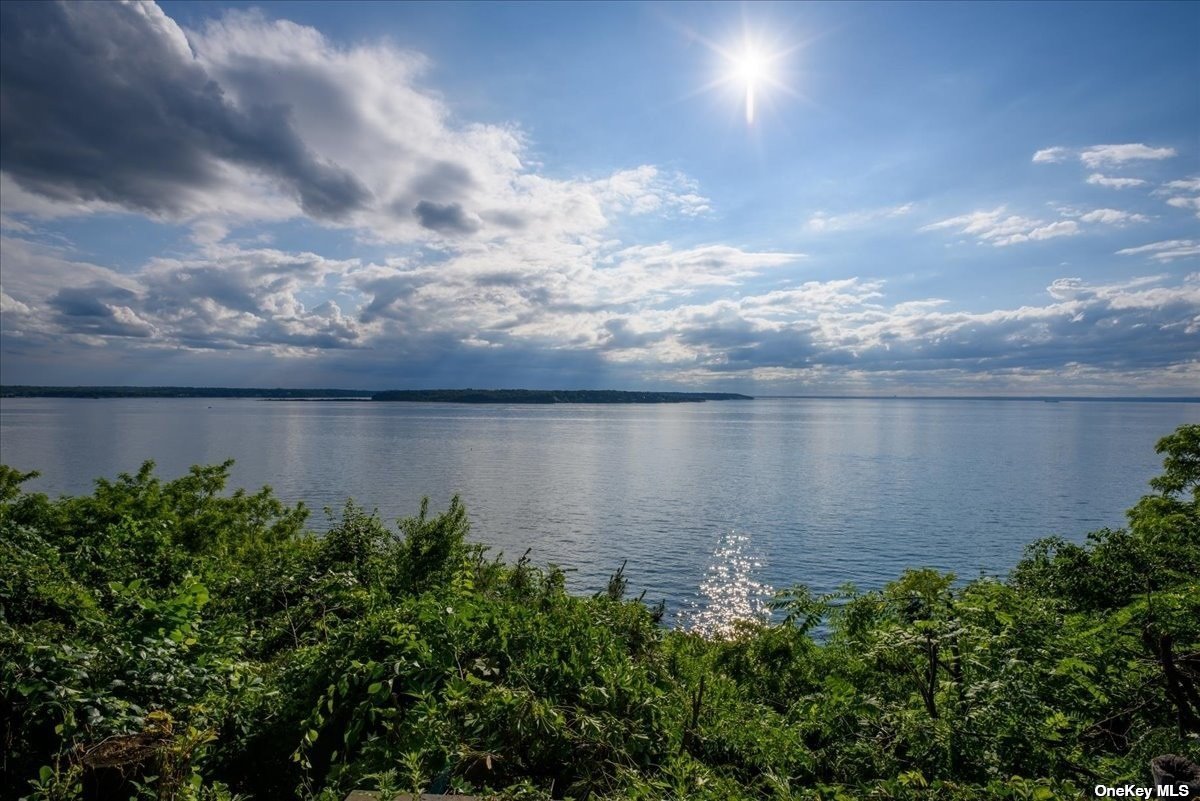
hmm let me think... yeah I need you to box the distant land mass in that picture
[371,389,753,403]
[0,386,371,399]
[0,386,753,403]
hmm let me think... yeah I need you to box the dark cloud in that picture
[49,286,134,319]
[48,284,152,338]
[0,1,369,219]
[412,200,482,234]
[411,161,476,199]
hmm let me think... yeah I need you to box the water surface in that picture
[2,397,1195,630]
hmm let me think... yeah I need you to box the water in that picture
[1,397,1195,631]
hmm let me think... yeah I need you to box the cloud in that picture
[1,4,1195,395]
[1161,178,1200,193]
[0,236,366,353]
[1076,208,1149,225]
[921,207,1080,246]
[1166,196,1200,217]
[0,2,709,248]
[1032,147,1069,163]
[0,230,803,363]
[1033,144,1176,170]
[925,200,1152,246]
[412,200,482,234]
[1079,143,1176,168]
[1086,173,1147,189]
[1116,240,1200,262]
[47,285,157,339]
[804,203,913,233]
[5,233,1195,392]
[606,274,1200,386]
[1148,177,1200,220]
[0,1,370,221]
[1026,220,1080,241]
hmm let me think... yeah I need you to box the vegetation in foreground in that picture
[1,426,1198,801]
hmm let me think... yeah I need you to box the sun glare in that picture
[733,46,767,86]
[732,45,768,123]
[703,32,794,126]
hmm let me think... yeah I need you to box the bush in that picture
[2,426,1198,799]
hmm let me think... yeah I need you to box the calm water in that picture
[1,397,1196,630]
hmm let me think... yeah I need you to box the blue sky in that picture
[1,1,1197,393]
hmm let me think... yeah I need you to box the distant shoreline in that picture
[0,386,753,404]
[370,389,753,404]
[758,395,1200,403]
[1,386,1196,403]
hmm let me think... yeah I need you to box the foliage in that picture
[2,425,1198,800]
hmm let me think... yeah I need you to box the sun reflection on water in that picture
[678,529,773,637]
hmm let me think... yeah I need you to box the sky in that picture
[0,1,1197,394]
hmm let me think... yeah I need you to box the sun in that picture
[679,20,803,127]
[732,45,769,87]
[707,34,794,126]
[729,44,773,124]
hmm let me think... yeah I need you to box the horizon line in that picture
[1,385,1198,403]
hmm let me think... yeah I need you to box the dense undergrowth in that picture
[2,425,1198,800]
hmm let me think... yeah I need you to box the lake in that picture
[1,397,1195,631]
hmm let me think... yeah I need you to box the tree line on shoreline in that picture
[0,387,752,403]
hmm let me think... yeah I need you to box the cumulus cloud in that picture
[1086,173,1147,189]
[0,230,805,362]
[0,1,370,221]
[413,201,482,235]
[601,273,1200,384]
[4,233,1196,390]
[1,3,1195,394]
[0,2,709,247]
[0,236,365,353]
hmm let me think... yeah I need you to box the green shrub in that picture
[2,425,1197,799]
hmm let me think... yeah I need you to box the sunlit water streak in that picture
[677,529,774,636]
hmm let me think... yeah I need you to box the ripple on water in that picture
[678,529,773,637]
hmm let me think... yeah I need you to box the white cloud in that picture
[1116,240,1200,262]
[0,4,710,251]
[5,232,1197,390]
[619,273,1200,384]
[1077,208,1149,225]
[1086,173,1147,189]
[1160,178,1200,193]
[921,207,1080,247]
[1148,178,1200,219]
[1027,220,1080,241]
[1032,147,1069,163]
[3,4,1197,393]
[1165,196,1200,218]
[1079,143,1176,168]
